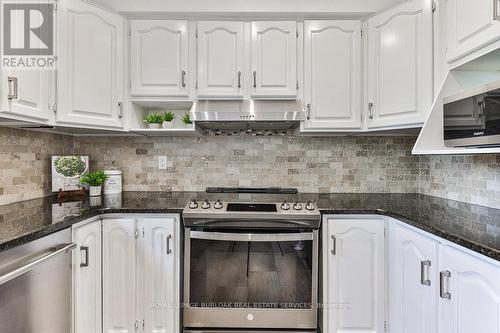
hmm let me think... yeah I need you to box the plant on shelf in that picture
[143,114,163,129]
[162,111,176,129]
[80,171,108,197]
[182,113,193,127]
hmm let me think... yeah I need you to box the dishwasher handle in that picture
[0,243,76,286]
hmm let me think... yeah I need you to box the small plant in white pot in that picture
[143,114,163,129]
[80,171,108,197]
[182,113,193,128]
[162,111,176,128]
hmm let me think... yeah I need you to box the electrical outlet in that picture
[159,156,167,170]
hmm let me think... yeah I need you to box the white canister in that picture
[104,170,122,194]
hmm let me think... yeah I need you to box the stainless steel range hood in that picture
[191,99,305,130]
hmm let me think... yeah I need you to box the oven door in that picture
[183,228,318,329]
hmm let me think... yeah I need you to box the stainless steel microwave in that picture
[444,81,500,148]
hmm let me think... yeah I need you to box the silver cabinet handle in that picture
[421,260,431,286]
[306,103,311,120]
[368,102,374,119]
[181,70,186,87]
[253,71,257,88]
[166,234,172,254]
[331,235,336,255]
[80,246,89,268]
[494,0,499,20]
[440,270,451,299]
[7,77,18,100]
[0,243,76,286]
[118,101,123,118]
[237,71,242,88]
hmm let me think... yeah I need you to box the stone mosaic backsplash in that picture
[0,127,73,205]
[73,135,420,194]
[1,127,500,210]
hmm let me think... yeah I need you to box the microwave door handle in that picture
[190,231,314,242]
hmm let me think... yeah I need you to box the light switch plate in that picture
[159,156,167,169]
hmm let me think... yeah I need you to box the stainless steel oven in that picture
[183,200,320,332]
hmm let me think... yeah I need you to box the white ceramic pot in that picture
[89,185,102,196]
[148,123,161,129]
[184,122,193,128]
[104,170,122,194]
[162,121,174,128]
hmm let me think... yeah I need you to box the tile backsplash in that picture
[1,127,500,210]
[0,127,73,205]
[74,135,420,193]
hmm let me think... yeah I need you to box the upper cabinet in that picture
[197,21,244,98]
[130,20,189,97]
[366,0,433,129]
[57,0,126,130]
[446,0,500,63]
[251,21,297,97]
[302,20,361,130]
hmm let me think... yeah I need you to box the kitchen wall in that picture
[419,154,500,209]
[1,128,499,210]
[74,135,420,194]
[0,127,73,205]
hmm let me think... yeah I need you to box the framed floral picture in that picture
[51,155,89,192]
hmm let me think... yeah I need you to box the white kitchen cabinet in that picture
[72,220,102,333]
[103,218,137,333]
[57,0,125,129]
[0,71,52,123]
[389,222,439,333]
[446,0,500,63]
[366,0,433,129]
[130,20,189,97]
[323,216,385,333]
[438,244,500,333]
[197,21,244,97]
[251,21,297,97]
[137,216,180,333]
[303,20,361,130]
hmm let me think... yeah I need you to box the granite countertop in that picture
[0,192,499,261]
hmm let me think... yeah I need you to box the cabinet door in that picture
[389,222,438,333]
[130,20,189,97]
[323,216,385,333]
[137,216,179,333]
[197,21,244,97]
[1,71,51,123]
[446,0,500,62]
[367,0,433,129]
[57,0,125,129]
[303,20,361,130]
[103,219,136,333]
[439,244,500,333]
[251,21,297,97]
[73,221,102,333]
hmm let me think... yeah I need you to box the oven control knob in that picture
[214,200,223,209]
[201,199,211,209]
[281,202,290,210]
[305,202,316,211]
[293,202,302,210]
[188,200,198,209]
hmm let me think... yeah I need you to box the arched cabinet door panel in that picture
[197,21,244,98]
[130,20,189,97]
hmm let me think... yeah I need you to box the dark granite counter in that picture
[0,192,499,261]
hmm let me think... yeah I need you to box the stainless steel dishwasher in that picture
[0,229,76,333]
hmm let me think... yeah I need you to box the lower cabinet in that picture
[72,214,180,333]
[389,222,439,333]
[323,215,386,333]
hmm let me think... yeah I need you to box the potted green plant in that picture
[182,113,193,127]
[162,111,176,128]
[143,114,163,129]
[80,171,109,196]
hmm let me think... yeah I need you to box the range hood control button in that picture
[201,200,211,209]
[281,202,290,210]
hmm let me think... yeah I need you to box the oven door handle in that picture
[190,231,314,242]
[190,219,314,227]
